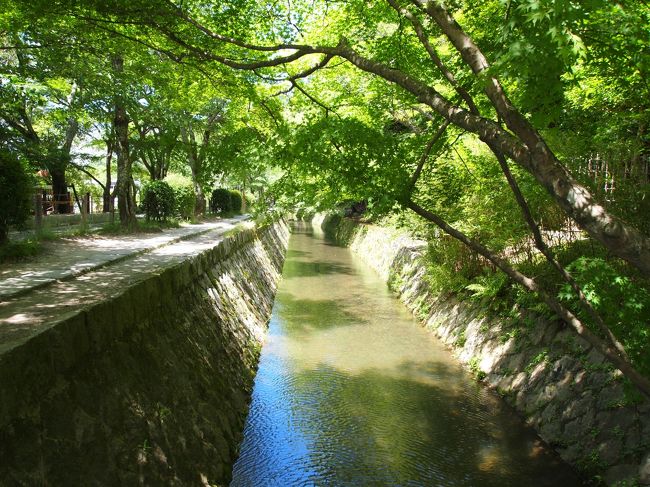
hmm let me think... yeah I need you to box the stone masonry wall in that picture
[0,220,289,486]
[317,213,650,486]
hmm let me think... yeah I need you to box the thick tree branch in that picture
[408,120,449,193]
[288,54,334,81]
[405,198,650,398]
[331,38,650,276]
[70,161,105,190]
[491,146,629,357]
[386,0,479,114]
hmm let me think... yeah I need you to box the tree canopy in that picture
[1,0,649,395]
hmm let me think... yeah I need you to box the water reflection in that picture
[231,223,581,486]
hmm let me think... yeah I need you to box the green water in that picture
[231,223,581,486]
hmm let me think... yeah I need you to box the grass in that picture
[97,218,181,235]
[425,234,650,385]
[0,223,88,263]
[2,211,237,263]
[0,239,42,263]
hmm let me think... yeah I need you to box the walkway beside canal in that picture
[0,215,251,355]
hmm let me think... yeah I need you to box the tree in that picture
[179,97,226,216]
[3,0,649,395]
[111,54,137,229]
[0,149,32,243]
[104,0,646,273]
[0,44,82,213]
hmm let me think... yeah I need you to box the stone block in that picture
[527,320,551,346]
[586,370,611,392]
[563,408,595,439]
[503,352,526,372]
[624,426,642,454]
[173,261,192,293]
[604,464,639,486]
[112,289,135,337]
[639,452,650,485]
[157,268,175,305]
[511,371,528,390]
[597,437,623,466]
[563,391,595,422]
[84,300,116,353]
[558,442,584,464]
[596,382,625,410]
[0,353,22,427]
[540,418,563,444]
[128,276,160,324]
[46,311,89,373]
[0,330,57,424]
[550,355,577,381]
[596,409,637,441]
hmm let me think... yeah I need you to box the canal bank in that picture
[0,220,289,485]
[232,222,581,486]
[314,213,650,486]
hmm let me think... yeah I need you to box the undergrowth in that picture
[98,218,181,235]
[0,239,42,263]
[424,235,650,380]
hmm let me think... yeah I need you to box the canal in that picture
[231,223,580,486]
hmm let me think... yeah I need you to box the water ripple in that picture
[231,227,581,487]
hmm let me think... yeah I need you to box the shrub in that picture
[0,150,32,244]
[166,176,195,220]
[0,239,41,263]
[210,188,232,214]
[559,257,650,376]
[229,189,243,213]
[142,180,176,221]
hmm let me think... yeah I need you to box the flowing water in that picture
[231,223,581,486]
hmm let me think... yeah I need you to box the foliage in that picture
[271,117,413,217]
[2,0,650,397]
[559,257,650,376]
[141,180,176,221]
[0,149,32,243]
[229,190,243,214]
[0,238,41,263]
[98,218,179,235]
[165,174,196,221]
[210,188,232,214]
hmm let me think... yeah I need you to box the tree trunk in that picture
[112,55,137,229]
[192,167,206,216]
[103,137,113,213]
[181,125,206,217]
[46,107,79,214]
[50,166,71,214]
[241,177,247,213]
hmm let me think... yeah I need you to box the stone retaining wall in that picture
[317,213,650,486]
[0,220,289,486]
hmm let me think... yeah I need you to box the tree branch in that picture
[405,198,650,398]
[69,161,105,190]
[490,145,629,358]
[386,0,479,114]
[408,120,449,193]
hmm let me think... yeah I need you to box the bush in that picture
[0,150,32,244]
[142,180,176,221]
[210,188,232,214]
[229,189,243,213]
[0,239,41,263]
[559,257,650,376]
[166,176,196,220]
